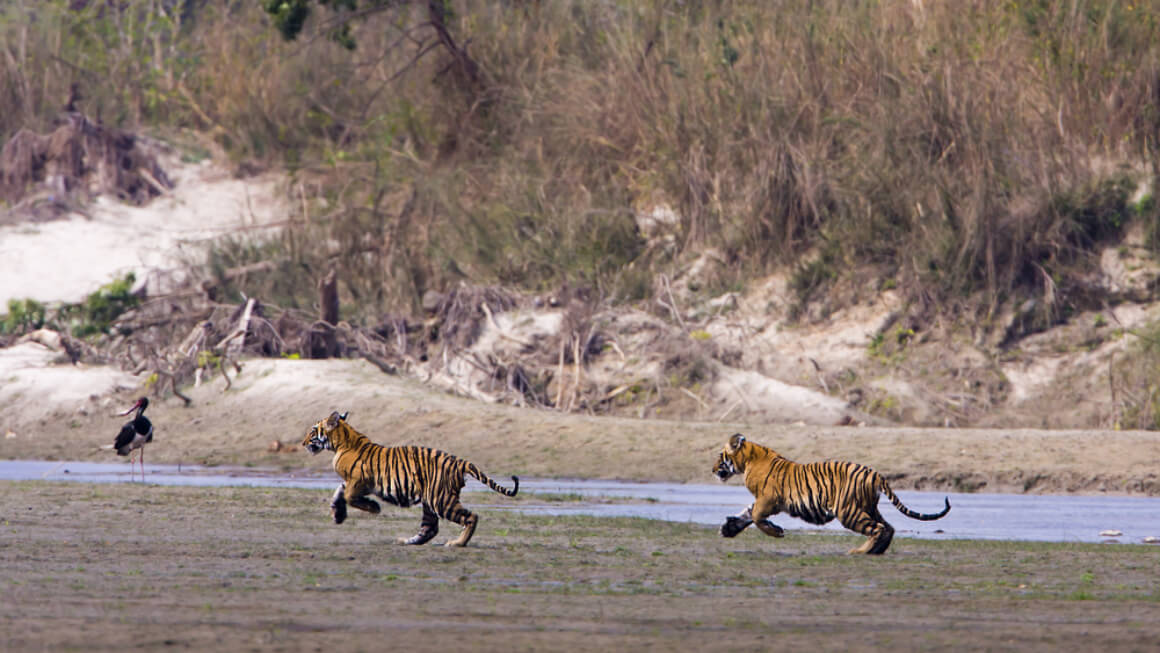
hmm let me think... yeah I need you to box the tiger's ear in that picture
[326,411,343,430]
[339,411,349,422]
[727,433,746,451]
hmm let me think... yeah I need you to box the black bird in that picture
[114,397,153,482]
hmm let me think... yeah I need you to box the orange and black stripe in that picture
[304,412,518,547]
[713,433,949,554]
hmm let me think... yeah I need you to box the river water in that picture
[4,460,1159,545]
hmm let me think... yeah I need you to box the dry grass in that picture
[3,1,1159,329]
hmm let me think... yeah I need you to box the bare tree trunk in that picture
[320,268,339,326]
[313,268,339,359]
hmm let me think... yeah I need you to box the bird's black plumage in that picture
[114,397,152,455]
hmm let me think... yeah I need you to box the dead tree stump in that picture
[310,268,339,358]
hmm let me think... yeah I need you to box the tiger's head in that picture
[712,433,749,481]
[302,411,350,455]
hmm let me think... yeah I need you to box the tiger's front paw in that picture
[720,516,751,538]
[331,499,348,524]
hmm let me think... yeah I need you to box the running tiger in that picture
[712,433,950,554]
[302,411,519,547]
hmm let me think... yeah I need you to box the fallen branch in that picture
[718,398,743,422]
[216,297,255,358]
[809,357,830,394]
[362,352,398,375]
[680,387,709,412]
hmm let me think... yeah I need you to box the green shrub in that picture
[1,299,47,335]
[7,1,1159,325]
[66,273,140,337]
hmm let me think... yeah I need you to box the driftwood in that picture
[0,111,172,209]
[6,271,583,411]
[216,297,255,359]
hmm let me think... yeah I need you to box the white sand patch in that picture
[712,367,851,424]
[0,160,288,307]
[0,157,293,432]
[0,342,138,424]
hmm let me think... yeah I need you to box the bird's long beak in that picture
[117,399,142,417]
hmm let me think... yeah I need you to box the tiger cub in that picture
[303,411,519,547]
[713,433,949,554]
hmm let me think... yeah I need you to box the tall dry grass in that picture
[3,0,1159,327]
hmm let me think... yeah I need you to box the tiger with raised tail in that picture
[713,433,949,554]
[303,411,519,547]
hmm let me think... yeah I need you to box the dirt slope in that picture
[2,354,1159,495]
[3,156,1160,494]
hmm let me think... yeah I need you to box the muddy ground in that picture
[2,482,1157,652]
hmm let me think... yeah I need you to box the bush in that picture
[1,299,46,335]
[65,273,140,337]
[5,1,1159,325]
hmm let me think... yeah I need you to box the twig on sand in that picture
[809,357,829,394]
[718,398,743,422]
[656,275,687,332]
[680,387,709,414]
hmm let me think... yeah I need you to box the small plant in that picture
[197,351,222,369]
[895,326,915,345]
[868,325,916,365]
[1,298,46,335]
[64,273,140,338]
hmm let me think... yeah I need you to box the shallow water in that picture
[4,460,1159,544]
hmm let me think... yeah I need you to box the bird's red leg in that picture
[139,448,145,482]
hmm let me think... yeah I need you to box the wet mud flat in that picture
[2,482,1158,652]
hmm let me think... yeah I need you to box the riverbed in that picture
[3,460,1158,544]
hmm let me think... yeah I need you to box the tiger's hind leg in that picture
[398,505,439,545]
[867,522,894,554]
[840,508,894,555]
[441,502,479,548]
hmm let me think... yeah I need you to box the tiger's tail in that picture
[467,463,519,497]
[879,478,950,521]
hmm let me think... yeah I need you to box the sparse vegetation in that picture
[3,481,1160,650]
[65,273,140,337]
[1,298,45,335]
[3,1,1158,328]
[6,1,1160,432]
[1,273,138,339]
[1110,323,1160,430]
